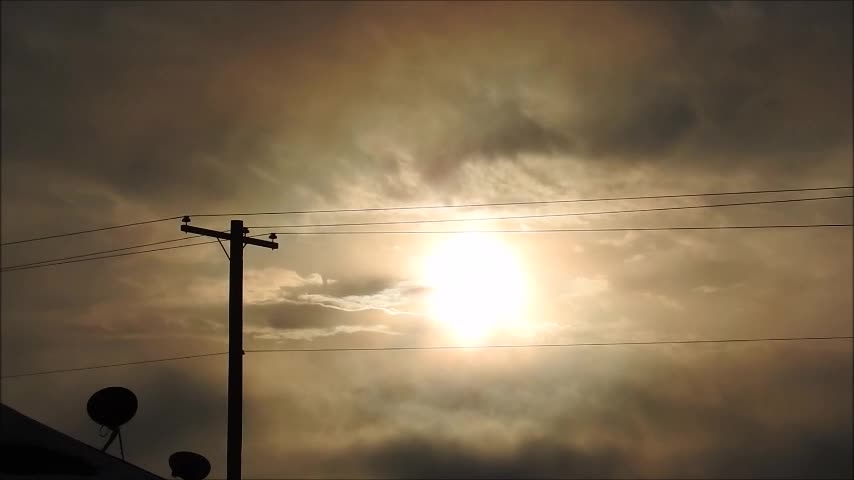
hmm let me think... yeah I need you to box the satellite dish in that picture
[169,451,211,480]
[86,387,137,459]
[87,387,137,429]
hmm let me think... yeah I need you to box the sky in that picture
[1,1,852,478]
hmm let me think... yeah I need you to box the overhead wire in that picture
[246,335,854,353]
[1,235,204,269]
[246,194,853,230]
[190,186,853,218]
[2,335,851,379]
[265,224,854,236]
[2,223,851,273]
[0,216,184,246]
[0,239,222,273]
[1,186,850,247]
[2,192,851,272]
[0,352,229,379]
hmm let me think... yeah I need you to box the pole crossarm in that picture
[181,224,279,249]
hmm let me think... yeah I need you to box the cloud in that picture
[561,275,610,299]
[355,434,627,479]
[237,276,431,341]
[290,280,425,315]
[232,344,853,479]
[3,1,851,225]
[246,323,398,342]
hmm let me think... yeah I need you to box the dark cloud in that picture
[353,426,853,480]
[232,345,853,479]
[356,434,627,479]
[1,1,356,209]
[239,273,428,336]
[3,1,851,216]
[300,275,404,299]
[126,367,229,471]
[419,97,574,183]
[249,302,393,331]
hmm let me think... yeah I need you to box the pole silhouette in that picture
[181,218,278,480]
[227,220,244,480]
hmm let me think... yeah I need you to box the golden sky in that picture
[1,1,852,478]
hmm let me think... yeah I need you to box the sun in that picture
[421,234,528,342]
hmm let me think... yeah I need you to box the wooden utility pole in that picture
[181,217,278,480]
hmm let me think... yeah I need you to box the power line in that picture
[0,352,228,379]
[0,239,222,273]
[246,335,853,353]
[1,235,204,270]
[2,223,850,274]
[0,216,184,247]
[3,335,850,379]
[1,187,850,247]
[6,194,848,270]
[191,186,853,218]
[247,194,853,230]
[7,195,847,269]
[267,224,853,235]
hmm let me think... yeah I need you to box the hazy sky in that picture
[1,1,852,478]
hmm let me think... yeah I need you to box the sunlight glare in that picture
[421,234,528,342]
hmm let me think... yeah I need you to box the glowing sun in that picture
[421,234,528,341]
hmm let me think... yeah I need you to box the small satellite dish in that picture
[169,451,211,480]
[86,387,137,459]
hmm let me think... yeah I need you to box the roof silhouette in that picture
[0,403,163,479]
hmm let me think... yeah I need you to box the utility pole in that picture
[180,217,278,480]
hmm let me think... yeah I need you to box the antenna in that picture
[169,451,211,480]
[86,387,137,460]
